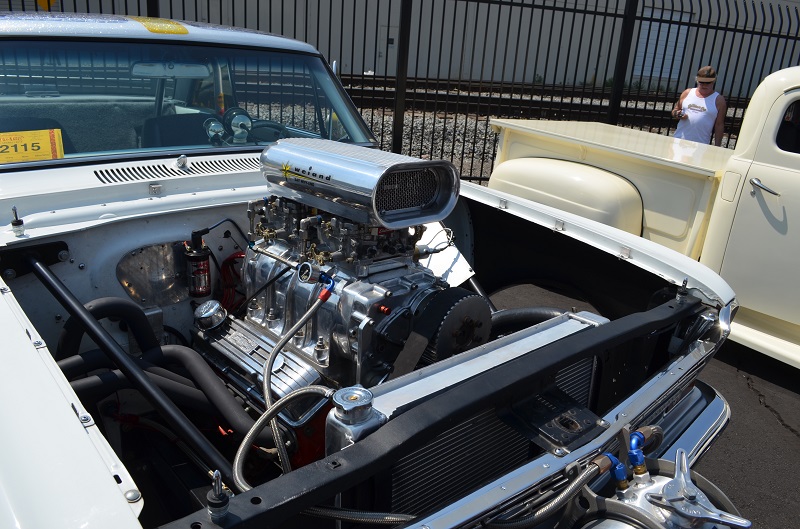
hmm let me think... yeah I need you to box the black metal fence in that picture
[5,0,799,180]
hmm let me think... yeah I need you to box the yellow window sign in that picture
[36,0,56,11]
[127,16,190,35]
[0,129,65,163]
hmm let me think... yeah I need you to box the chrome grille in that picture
[376,169,439,212]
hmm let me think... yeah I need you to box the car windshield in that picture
[0,39,376,165]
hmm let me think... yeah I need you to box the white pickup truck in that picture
[488,66,800,369]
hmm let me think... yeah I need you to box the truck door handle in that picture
[749,178,781,196]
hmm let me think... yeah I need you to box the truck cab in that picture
[706,68,800,365]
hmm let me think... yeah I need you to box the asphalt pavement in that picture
[694,341,800,529]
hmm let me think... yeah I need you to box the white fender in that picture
[488,157,643,236]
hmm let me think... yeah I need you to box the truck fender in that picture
[488,157,643,236]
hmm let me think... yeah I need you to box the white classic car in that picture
[0,12,748,529]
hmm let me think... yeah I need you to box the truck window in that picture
[776,101,800,154]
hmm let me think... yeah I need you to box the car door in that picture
[720,91,800,324]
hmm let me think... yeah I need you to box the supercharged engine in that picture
[193,139,492,428]
[3,137,749,529]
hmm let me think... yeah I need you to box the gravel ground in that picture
[360,108,498,180]
[358,104,738,179]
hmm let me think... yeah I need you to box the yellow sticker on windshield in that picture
[128,16,189,35]
[0,129,64,163]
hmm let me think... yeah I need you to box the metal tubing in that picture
[26,255,236,489]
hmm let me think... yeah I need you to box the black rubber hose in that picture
[61,344,277,446]
[71,368,215,413]
[145,365,199,388]
[56,296,160,360]
[58,348,113,379]
[26,256,236,490]
[59,350,198,386]
[55,296,269,441]
[490,307,567,338]
[143,344,277,447]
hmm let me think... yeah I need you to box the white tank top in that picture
[674,89,719,143]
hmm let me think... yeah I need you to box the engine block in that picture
[194,140,492,424]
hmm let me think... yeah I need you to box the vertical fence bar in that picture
[146,0,158,17]
[607,0,639,124]
[437,0,456,160]
[391,0,413,154]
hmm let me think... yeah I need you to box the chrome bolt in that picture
[124,489,142,502]
[33,340,43,347]
[79,414,91,423]
[554,448,565,456]
[78,263,86,270]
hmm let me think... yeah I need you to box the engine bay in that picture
[0,139,746,529]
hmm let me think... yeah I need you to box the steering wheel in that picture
[249,120,289,142]
[221,107,289,143]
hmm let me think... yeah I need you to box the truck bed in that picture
[490,119,734,258]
